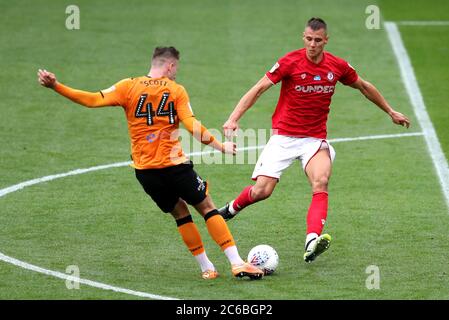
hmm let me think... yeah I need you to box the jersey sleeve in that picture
[339,61,359,86]
[181,117,216,145]
[176,85,194,121]
[99,78,132,106]
[265,55,290,85]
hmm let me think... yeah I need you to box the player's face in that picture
[167,59,178,80]
[303,27,328,59]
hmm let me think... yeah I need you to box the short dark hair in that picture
[152,46,180,62]
[306,17,327,32]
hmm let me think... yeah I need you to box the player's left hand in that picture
[37,69,57,88]
[389,110,410,128]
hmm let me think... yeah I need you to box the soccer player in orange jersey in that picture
[37,46,263,280]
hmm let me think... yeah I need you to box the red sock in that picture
[232,186,255,211]
[306,192,328,235]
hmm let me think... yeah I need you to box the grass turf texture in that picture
[0,0,448,299]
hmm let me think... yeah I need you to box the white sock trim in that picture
[228,200,238,215]
[194,252,215,272]
[224,246,244,266]
[305,233,319,250]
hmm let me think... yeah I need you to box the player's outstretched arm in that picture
[349,77,410,128]
[181,116,236,155]
[37,69,117,108]
[223,75,273,139]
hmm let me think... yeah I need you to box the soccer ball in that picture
[247,244,279,275]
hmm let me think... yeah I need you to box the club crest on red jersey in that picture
[327,72,334,81]
[301,73,306,79]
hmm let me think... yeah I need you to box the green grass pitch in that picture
[1,0,448,299]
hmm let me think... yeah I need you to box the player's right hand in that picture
[223,119,239,140]
[37,69,57,88]
[222,141,237,155]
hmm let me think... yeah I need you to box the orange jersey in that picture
[101,76,193,169]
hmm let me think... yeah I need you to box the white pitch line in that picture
[197,132,424,154]
[0,130,425,299]
[0,252,178,300]
[0,161,132,198]
[385,22,449,211]
[396,21,449,26]
[329,131,424,143]
[0,132,424,199]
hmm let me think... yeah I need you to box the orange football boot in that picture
[202,269,219,280]
[232,262,264,280]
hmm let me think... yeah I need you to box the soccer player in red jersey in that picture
[219,18,411,263]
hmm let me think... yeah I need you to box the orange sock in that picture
[177,217,205,256]
[205,210,235,251]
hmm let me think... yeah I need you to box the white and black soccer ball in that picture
[247,244,279,275]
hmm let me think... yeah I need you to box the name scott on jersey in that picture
[140,79,168,87]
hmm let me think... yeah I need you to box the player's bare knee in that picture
[171,209,190,220]
[194,196,216,217]
[311,176,329,192]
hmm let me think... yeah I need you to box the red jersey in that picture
[265,48,358,139]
